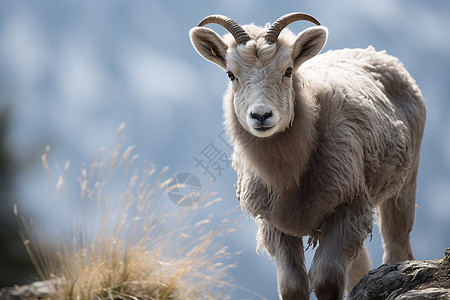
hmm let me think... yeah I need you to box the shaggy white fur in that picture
[190,15,425,300]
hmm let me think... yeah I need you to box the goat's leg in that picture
[346,243,371,292]
[257,218,309,300]
[309,203,372,300]
[376,171,417,264]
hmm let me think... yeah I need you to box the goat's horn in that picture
[198,14,251,45]
[265,12,321,44]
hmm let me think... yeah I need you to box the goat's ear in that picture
[292,26,328,69]
[189,27,228,70]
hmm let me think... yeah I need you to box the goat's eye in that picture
[227,71,236,81]
[284,67,293,78]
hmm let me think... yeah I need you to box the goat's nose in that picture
[250,111,273,123]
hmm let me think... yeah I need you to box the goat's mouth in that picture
[250,124,278,138]
[254,125,275,132]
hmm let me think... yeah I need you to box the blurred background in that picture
[0,0,449,299]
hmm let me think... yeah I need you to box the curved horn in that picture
[198,14,250,45]
[265,12,321,44]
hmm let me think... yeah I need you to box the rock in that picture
[2,250,449,299]
[350,248,450,300]
[0,280,56,300]
[395,288,450,299]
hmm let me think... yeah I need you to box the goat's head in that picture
[190,13,327,138]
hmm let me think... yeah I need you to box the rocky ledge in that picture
[0,280,54,300]
[1,249,449,299]
[350,248,450,299]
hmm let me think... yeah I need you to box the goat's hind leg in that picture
[257,218,309,300]
[376,173,417,264]
[346,244,371,292]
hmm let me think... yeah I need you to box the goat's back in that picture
[301,46,426,204]
[303,46,425,137]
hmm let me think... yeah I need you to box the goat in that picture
[189,13,426,300]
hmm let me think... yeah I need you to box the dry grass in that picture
[15,123,239,300]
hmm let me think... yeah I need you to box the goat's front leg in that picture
[257,218,309,300]
[309,202,372,300]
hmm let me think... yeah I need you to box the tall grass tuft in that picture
[15,123,239,299]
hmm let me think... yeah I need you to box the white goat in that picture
[189,13,426,300]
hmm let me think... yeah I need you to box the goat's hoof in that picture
[280,289,309,300]
[314,283,342,300]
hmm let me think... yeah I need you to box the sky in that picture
[0,1,449,299]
